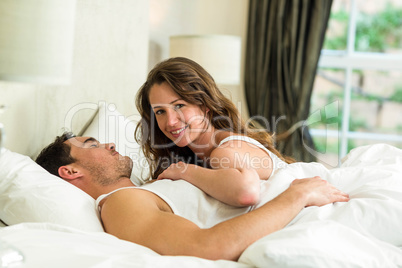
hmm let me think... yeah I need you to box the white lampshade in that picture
[169,35,241,85]
[0,0,76,85]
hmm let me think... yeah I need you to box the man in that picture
[36,132,349,261]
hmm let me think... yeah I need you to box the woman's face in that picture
[149,82,209,148]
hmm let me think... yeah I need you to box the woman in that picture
[135,57,295,207]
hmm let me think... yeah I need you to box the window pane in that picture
[349,69,402,138]
[308,68,345,167]
[309,68,345,131]
[355,0,402,54]
[322,0,350,51]
[316,0,402,164]
[347,69,402,152]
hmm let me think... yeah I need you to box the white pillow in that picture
[0,148,104,232]
[82,102,150,185]
[0,101,150,231]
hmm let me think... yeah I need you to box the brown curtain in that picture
[245,0,332,162]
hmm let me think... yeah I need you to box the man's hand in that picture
[289,176,350,207]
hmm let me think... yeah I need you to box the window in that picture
[309,0,402,167]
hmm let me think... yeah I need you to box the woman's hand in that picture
[157,162,260,207]
[289,176,350,207]
[157,161,191,181]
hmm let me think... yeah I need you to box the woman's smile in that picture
[170,125,188,137]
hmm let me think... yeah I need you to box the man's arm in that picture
[101,177,349,261]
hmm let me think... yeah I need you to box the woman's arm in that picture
[159,162,260,207]
[157,141,273,207]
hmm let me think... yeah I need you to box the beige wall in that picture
[0,0,149,157]
[0,0,249,158]
[149,0,250,119]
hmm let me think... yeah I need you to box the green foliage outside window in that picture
[390,86,402,102]
[313,3,402,155]
[324,3,402,52]
[355,4,402,52]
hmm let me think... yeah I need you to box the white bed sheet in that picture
[0,223,247,268]
[239,143,402,267]
[1,143,402,267]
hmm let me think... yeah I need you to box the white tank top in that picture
[217,135,287,177]
[96,176,289,229]
[96,180,253,228]
[96,136,288,228]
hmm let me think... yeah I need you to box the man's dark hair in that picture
[36,132,76,177]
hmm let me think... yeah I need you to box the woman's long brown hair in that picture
[135,57,294,180]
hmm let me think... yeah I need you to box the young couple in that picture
[36,57,349,261]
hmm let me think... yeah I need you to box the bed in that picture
[1,102,402,268]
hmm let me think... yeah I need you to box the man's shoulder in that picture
[102,187,172,213]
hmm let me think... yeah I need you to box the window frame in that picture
[313,0,402,160]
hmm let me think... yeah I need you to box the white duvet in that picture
[1,144,402,268]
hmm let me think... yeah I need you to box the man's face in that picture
[65,137,133,186]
